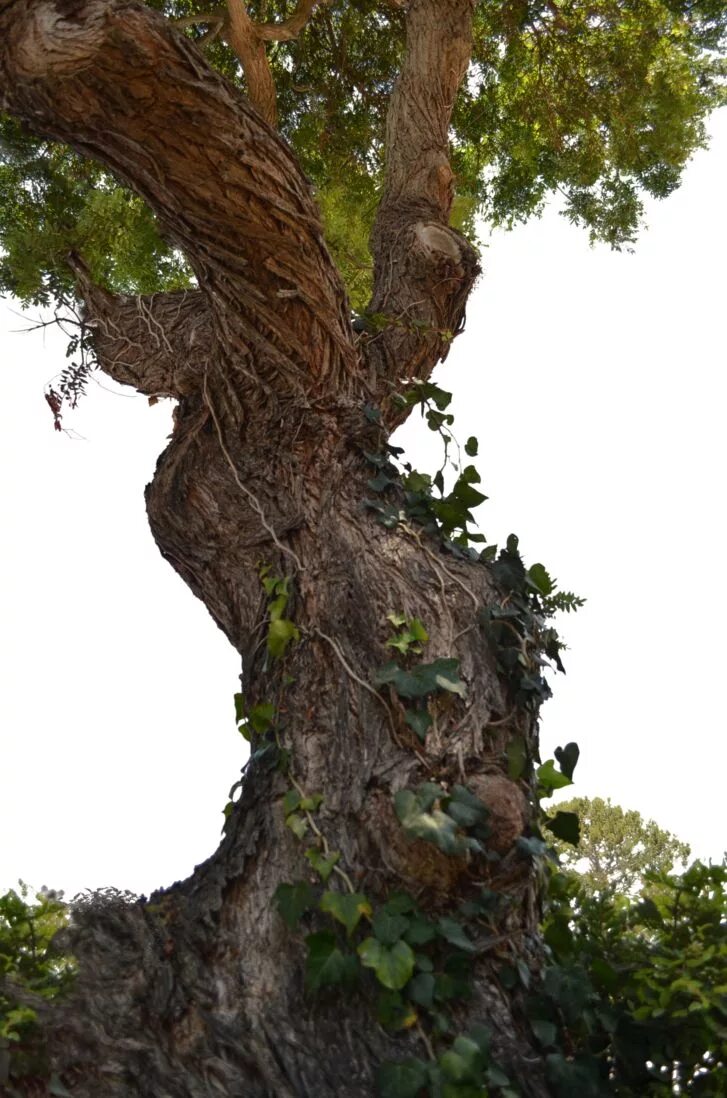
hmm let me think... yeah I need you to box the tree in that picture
[0,1,725,1094]
[554,797,692,895]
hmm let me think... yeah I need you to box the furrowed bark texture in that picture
[1,1,549,1094]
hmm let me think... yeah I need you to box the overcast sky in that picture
[2,113,725,899]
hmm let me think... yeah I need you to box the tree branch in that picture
[68,255,213,398]
[173,1,324,126]
[0,0,358,407]
[256,0,323,42]
[366,0,480,418]
[224,0,278,126]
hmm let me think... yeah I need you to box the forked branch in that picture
[175,0,325,125]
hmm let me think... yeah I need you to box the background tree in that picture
[1,1,726,1095]
[541,859,727,1096]
[554,797,692,895]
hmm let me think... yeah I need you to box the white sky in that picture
[2,113,726,899]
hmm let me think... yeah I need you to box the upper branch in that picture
[0,0,358,404]
[366,0,480,417]
[175,0,325,125]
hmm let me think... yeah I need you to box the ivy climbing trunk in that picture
[1,1,552,1095]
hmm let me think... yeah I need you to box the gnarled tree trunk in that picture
[0,1,550,1094]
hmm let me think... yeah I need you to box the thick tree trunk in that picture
[1,1,551,1094]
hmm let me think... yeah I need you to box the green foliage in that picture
[394,783,490,858]
[553,796,692,894]
[2,0,725,311]
[0,118,191,306]
[259,565,300,661]
[0,884,74,1085]
[385,613,429,657]
[320,891,372,938]
[539,859,727,1095]
[374,659,467,702]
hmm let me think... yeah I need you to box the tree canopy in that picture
[554,796,692,895]
[1,0,725,314]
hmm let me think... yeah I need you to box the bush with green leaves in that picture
[537,860,727,1096]
[0,883,73,1088]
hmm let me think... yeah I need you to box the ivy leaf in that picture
[305,931,357,991]
[48,1078,74,1098]
[407,971,435,1008]
[358,937,415,990]
[282,789,301,816]
[445,785,489,830]
[305,848,340,882]
[299,793,323,813]
[517,835,549,859]
[527,562,555,596]
[465,436,478,456]
[507,735,528,780]
[249,702,275,735]
[233,692,247,722]
[531,1018,557,1047]
[372,908,411,945]
[267,618,300,659]
[544,810,580,847]
[387,611,407,628]
[436,917,477,954]
[273,881,315,929]
[537,759,573,798]
[394,789,478,857]
[374,658,466,700]
[319,891,372,937]
[381,892,416,916]
[285,812,308,840]
[555,742,580,780]
[439,1034,486,1084]
[545,1052,603,1097]
[376,1058,430,1098]
[404,709,432,741]
[376,989,418,1031]
[404,915,437,946]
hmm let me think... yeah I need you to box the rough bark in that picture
[1,1,550,1095]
